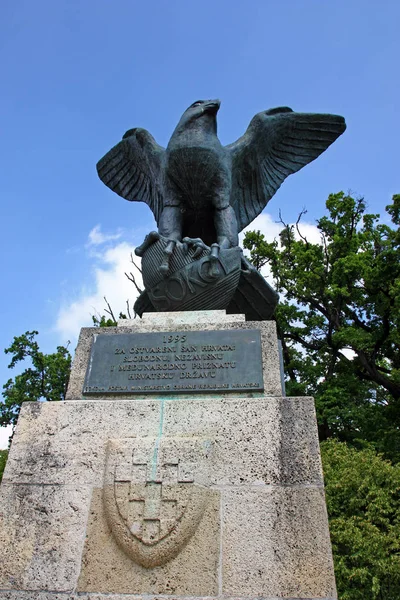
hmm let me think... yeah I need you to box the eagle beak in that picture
[205,99,221,114]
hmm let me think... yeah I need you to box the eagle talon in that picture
[135,231,160,257]
[210,243,220,258]
[209,243,220,277]
[192,247,203,259]
[182,237,210,258]
[158,239,177,278]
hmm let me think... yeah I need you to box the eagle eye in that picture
[191,101,203,108]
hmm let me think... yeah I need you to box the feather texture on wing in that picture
[96,128,165,224]
[227,108,346,232]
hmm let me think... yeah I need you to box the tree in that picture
[0,319,120,474]
[1,331,71,430]
[91,296,131,327]
[321,440,400,600]
[1,304,128,433]
[243,193,400,462]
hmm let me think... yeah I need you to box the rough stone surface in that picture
[119,310,246,326]
[222,487,336,598]
[0,312,337,599]
[0,484,90,592]
[66,318,282,400]
[3,397,322,488]
[3,400,161,486]
[163,396,323,487]
[77,487,220,595]
[0,594,337,599]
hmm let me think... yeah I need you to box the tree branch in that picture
[347,308,372,332]
[357,351,400,400]
[130,252,142,273]
[125,272,143,294]
[283,331,324,351]
[295,208,309,246]
[126,300,132,319]
[103,296,117,323]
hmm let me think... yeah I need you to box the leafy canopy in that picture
[244,193,400,461]
[0,308,126,435]
[1,331,71,429]
[321,440,400,600]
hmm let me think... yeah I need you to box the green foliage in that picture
[0,449,8,483]
[91,297,128,327]
[92,314,119,327]
[92,312,128,327]
[244,193,400,461]
[321,440,400,600]
[1,331,72,429]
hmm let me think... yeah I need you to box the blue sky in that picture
[1,0,399,446]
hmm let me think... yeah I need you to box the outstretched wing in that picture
[227,108,346,232]
[97,128,165,224]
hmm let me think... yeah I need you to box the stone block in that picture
[3,400,161,486]
[4,397,322,488]
[163,396,323,486]
[0,594,337,599]
[119,309,246,326]
[221,487,337,598]
[0,483,91,592]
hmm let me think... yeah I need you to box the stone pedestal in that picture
[0,311,337,600]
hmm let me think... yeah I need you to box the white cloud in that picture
[240,211,322,282]
[87,224,123,246]
[55,239,143,345]
[240,212,283,245]
[241,211,322,246]
[0,425,12,450]
[292,220,323,245]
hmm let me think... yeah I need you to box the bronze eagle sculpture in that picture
[97,100,346,318]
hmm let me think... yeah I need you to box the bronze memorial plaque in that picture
[83,329,264,395]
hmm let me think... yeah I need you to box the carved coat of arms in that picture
[103,438,210,568]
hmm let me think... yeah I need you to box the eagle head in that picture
[186,99,221,116]
[173,99,221,136]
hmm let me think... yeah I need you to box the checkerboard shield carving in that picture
[103,437,211,568]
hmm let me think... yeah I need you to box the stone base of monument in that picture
[0,311,337,600]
